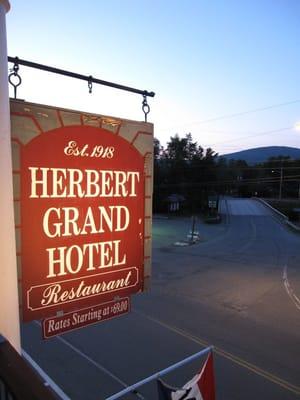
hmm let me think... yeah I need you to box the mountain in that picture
[221,146,300,165]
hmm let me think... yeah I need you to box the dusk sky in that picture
[6,0,300,155]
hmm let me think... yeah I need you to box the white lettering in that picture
[46,246,67,278]
[43,208,62,238]
[41,271,133,306]
[46,240,126,278]
[29,167,50,198]
[51,168,67,198]
[43,206,130,238]
[28,168,140,198]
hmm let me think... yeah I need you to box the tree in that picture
[164,133,204,161]
[153,137,163,160]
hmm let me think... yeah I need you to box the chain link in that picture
[142,94,150,122]
[88,76,93,94]
[8,57,22,99]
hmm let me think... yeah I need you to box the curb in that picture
[254,198,300,233]
[286,220,300,232]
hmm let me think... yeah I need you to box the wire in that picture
[160,164,300,171]
[159,125,297,156]
[161,125,294,152]
[188,100,300,125]
[208,127,293,147]
[155,176,300,187]
[160,99,300,132]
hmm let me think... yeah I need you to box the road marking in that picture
[33,321,145,400]
[134,310,300,396]
[283,265,300,311]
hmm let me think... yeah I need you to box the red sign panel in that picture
[20,125,145,321]
[42,297,130,339]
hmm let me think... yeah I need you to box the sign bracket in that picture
[8,56,155,121]
[8,56,155,98]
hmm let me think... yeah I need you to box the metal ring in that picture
[142,103,150,115]
[142,95,150,122]
[8,72,22,88]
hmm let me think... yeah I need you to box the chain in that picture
[142,94,150,122]
[88,75,93,94]
[8,57,22,99]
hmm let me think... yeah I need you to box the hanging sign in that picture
[42,297,130,339]
[11,100,153,322]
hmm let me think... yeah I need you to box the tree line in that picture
[153,133,300,213]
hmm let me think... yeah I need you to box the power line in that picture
[188,100,300,125]
[155,175,300,188]
[161,125,294,150]
[209,126,293,147]
[155,162,300,171]
[160,99,300,132]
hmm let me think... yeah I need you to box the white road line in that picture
[33,321,145,400]
[283,265,300,310]
[134,310,300,396]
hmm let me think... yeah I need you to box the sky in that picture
[5,0,300,155]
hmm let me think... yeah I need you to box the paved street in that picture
[22,198,300,399]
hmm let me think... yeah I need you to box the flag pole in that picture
[105,346,213,400]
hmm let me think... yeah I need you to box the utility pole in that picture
[279,167,283,200]
[272,167,283,200]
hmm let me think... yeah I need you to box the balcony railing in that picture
[0,335,58,400]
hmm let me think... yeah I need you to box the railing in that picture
[0,335,59,400]
[0,333,213,400]
[0,376,14,400]
[106,346,213,400]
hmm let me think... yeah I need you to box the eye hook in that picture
[142,93,150,122]
[8,57,22,99]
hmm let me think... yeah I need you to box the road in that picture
[22,198,300,399]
